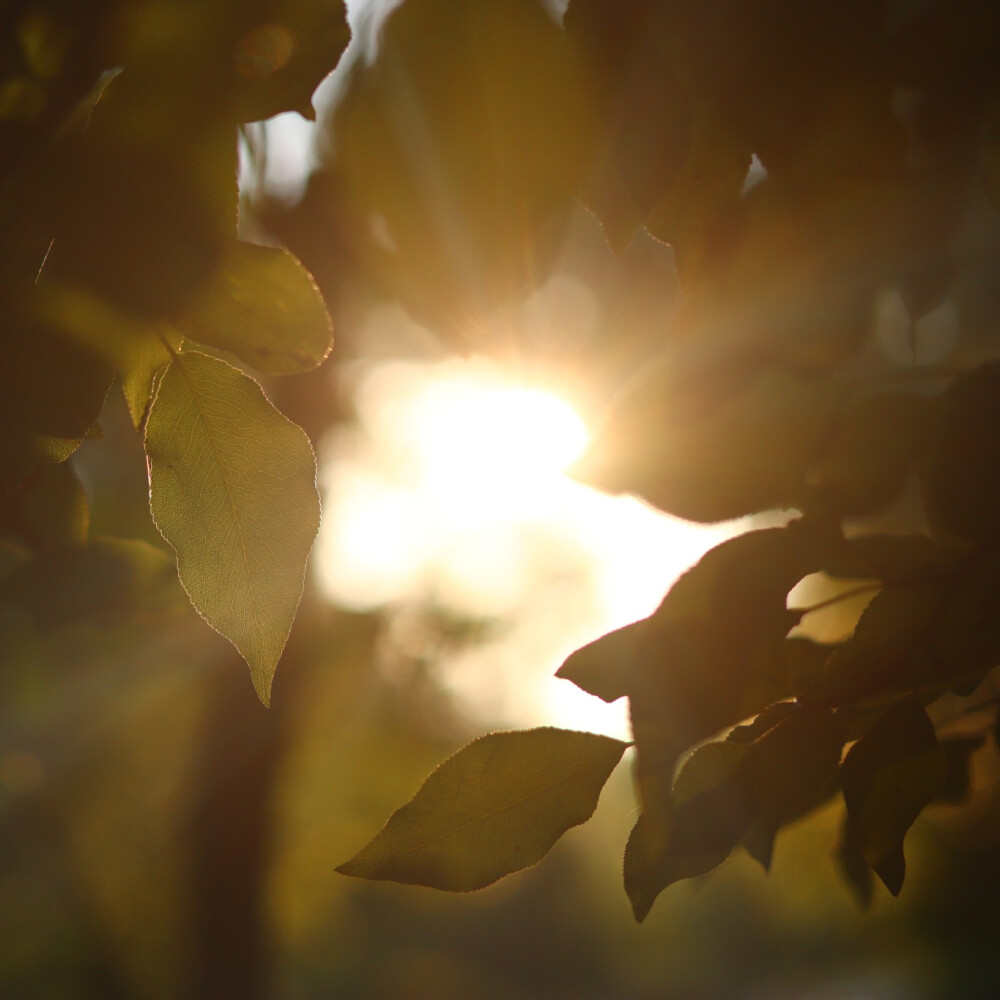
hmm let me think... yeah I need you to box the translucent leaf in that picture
[179,241,332,375]
[338,728,627,891]
[841,697,946,895]
[145,352,320,704]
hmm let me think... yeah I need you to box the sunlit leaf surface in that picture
[145,351,320,703]
[338,728,628,891]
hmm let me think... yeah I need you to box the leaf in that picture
[623,811,730,923]
[841,697,946,895]
[821,583,946,703]
[229,1,352,122]
[337,728,627,891]
[0,315,112,486]
[808,393,936,516]
[934,736,985,804]
[121,334,174,429]
[921,363,1000,543]
[556,620,638,703]
[0,537,183,629]
[822,534,951,584]
[144,351,320,704]
[740,707,845,868]
[564,0,691,249]
[577,362,843,522]
[627,520,838,814]
[331,0,588,336]
[178,241,332,375]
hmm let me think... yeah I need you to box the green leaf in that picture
[120,334,175,429]
[0,537,183,629]
[841,697,946,895]
[178,241,332,375]
[337,728,627,891]
[144,351,320,704]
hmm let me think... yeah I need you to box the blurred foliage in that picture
[2,0,1000,997]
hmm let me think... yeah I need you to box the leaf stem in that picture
[795,582,882,617]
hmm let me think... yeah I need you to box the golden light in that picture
[315,352,735,739]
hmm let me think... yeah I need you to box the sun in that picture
[314,353,734,739]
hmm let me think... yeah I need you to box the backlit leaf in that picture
[179,241,332,375]
[145,351,320,704]
[337,728,627,891]
[841,697,946,894]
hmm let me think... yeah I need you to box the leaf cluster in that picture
[0,0,350,701]
[336,0,1000,919]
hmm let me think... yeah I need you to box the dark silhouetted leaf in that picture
[0,316,112,486]
[229,1,351,122]
[179,241,332,374]
[808,392,936,515]
[822,584,946,703]
[564,0,691,249]
[935,735,985,804]
[145,351,320,704]
[331,0,588,336]
[740,708,845,869]
[841,697,946,894]
[338,728,627,891]
[623,812,730,923]
[626,520,839,816]
[921,363,1000,543]
[577,362,843,522]
[556,620,638,703]
[822,534,951,584]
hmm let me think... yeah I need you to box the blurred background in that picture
[3,0,1000,997]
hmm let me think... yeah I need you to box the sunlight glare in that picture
[316,355,734,740]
